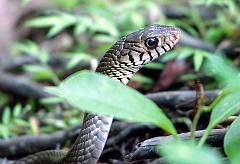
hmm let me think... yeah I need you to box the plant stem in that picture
[203,91,226,112]
[190,108,203,140]
[197,126,213,147]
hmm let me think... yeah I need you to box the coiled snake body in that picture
[15,25,180,164]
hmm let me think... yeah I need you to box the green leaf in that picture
[177,47,194,60]
[208,90,240,130]
[74,23,88,36]
[12,119,30,127]
[66,53,92,69]
[31,70,53,81]
[0,125,9,139]
[91,16,119,37]
[143,62,164,70]
[224,116,240,163]
[160,140,223,164]
[40,97,64,105]
[204,56,239,86]
[47,24,68,38]
[39,49,50,64]
[74,17,92,36]
[22,64,47,73]
[45,70,177,136]
[21,0,32,5]
[2,107,11,125]
[25,16,64,27]
[13,104,22,118]
[193,50,204,71]
[93,34,117,43]
[131,74,154,85]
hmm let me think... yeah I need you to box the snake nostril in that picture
[172,34,178,40]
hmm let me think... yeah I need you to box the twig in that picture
[125,128,227,161]
[146,90,221,109]
[0,71,50,99]
[0,125,80,159]
[105,124,159,147]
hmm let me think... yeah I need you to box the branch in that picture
[125,128,227,161]
[0,71,50,99]
[0,125,80,159]
[146,90,221,109]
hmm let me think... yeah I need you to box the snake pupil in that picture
[145,37,158,48]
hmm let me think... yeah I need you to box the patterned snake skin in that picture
[14,25,180,164]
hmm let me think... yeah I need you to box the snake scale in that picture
[14,24,180,164]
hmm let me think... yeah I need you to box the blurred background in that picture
[0,0,240,163]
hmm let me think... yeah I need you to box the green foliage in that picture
[21,0,32,5]
[7,1,240,163]
[131,74,154,86]
[162,47,212,71]
[13,40,60,84]
[26,12,95,38]
[46,70,177,136]
[0,104,31,139]
[196,56,240,147]
[64,52,93,70]
[210,91,240,127]
[45,54,240,163]
[224,116,240,164]
[160,140,223,164]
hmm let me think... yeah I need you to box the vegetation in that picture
[1,0,240,163]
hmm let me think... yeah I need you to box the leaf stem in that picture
[197,126,213,147]
[190,108,203,140]
[203,91,227,113]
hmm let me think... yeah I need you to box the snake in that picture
[14,24,180,164]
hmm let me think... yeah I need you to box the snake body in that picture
[15,25,180,164]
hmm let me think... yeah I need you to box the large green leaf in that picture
[46,70,177,136]
[160,140,223,164]
[208,90,240,130]
[224,116,240,164]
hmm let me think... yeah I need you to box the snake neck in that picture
[96,38,140,84]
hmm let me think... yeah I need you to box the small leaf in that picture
[224,116,240,163]
[177,47,194,59]
[13,104,22,118]
[2,107,11,125]
[160,140,223,164]
[66,53,92,69]
[74,23,88,36]
[93,34,117,43]
[25,16,63,27]
[91,17,119,37]
[144,62,164,70]
[40,49,50,64]
[193,50,204,71]
[131,74,154,85]
[74,17,92,36]
[13,119,30,127]
[208,90,240,130]
[47,25,67,38]
[0,125,9,139]
[204,56,239,86]
[31,70,53,81]
[40,97,63,105]
[45,70,177,136]
[30,117,39,135]
[22,64,46,73]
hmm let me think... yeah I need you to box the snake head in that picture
[118,24,181,68]
[96,24,180,83]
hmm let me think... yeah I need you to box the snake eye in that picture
[145,37,158,48]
